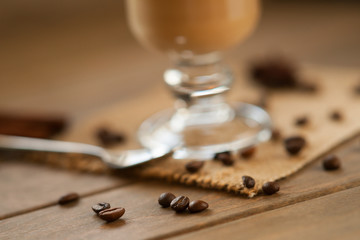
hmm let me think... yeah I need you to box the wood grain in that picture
[0,159,132,220]
[1,135,360,240]
[172,186,360,240]
[0,1,359,239]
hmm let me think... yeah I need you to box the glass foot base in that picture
[137,103,272,160]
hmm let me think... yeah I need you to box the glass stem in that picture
[164,52,235,131]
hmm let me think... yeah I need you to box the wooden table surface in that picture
[1,1,360,239]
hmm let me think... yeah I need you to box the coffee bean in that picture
[240,146,256,159]
[158,192,176,208]
[98,207,125,222]
[322,155,341,170]
[330,111,342,121]
[242,175,255,189]
[271,129,281,141]
[284,136,306,155]
[96,127,125,147]
[214,151,231,161]
[92,202,111,214]
[295,116,308,126]
[185,161,204,173]
[221,156,234,166]
[214,151,234,166]
[58,192,79,205]
[262,181,280,195]
[188,200,209,213]
[250,57,298,88]
[170,196,190,212]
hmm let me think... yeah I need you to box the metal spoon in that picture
[0,134,175,169]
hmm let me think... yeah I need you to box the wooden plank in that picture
[172,186,360,240]
[1,135,360,240]
[0,159,132,220]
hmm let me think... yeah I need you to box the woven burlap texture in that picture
[61,66,359,197]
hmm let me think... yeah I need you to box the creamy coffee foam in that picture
[126,0,259,55]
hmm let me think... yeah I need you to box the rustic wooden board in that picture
[173,186,360,240]
[0,2,359,240]
[1,135,359,240]
[0,159,132,220]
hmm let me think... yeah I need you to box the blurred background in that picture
[0,0,359,122]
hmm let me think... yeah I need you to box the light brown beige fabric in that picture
[58,65,360,197]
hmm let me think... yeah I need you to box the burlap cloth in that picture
[44,65,359,197]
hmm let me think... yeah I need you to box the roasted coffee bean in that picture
[158,192,176,208]
[170,196,190,212]
[240,146,256,159]
[214,151,231,161]
[220,155,234,166]
[330,111,342,121]
[242,175,255,189]
[271,129,281,141]
[322,155,341,170]
[262,181,280,195]
[250,57,298,88]
[58,192,79,205]
[98,207,125,222]
[214,151,234,166]
[284,136,306,155]
[295,116,308,126]
[96,127,125,147]
[185,161,204,173]
[188,200,209,213]
[92,202,111,214]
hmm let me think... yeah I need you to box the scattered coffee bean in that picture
[188,200,209,213]
[240,146,256,159]
[271,129,281,141]
[92,202,111,214]
[262,181,280,195]
[295,116,308,126]
[158,192,176,208]
[284,136,306,155]
[214,151,231,161]
[330,111,342,121]
[250,57,298,88]
[58,192,80,205]
[170,196,190,212]
[221,156,234,166]
[242,175,255,189]
[98,207,125,222]
[214,151,234,166]
[322,155,341,171]
[96,127,125,147]
[185,161,204,173]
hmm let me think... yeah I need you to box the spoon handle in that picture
[0,134,106,158]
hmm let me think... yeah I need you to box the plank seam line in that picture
[0,180,138,221]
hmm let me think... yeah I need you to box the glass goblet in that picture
[126,0,271,160]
